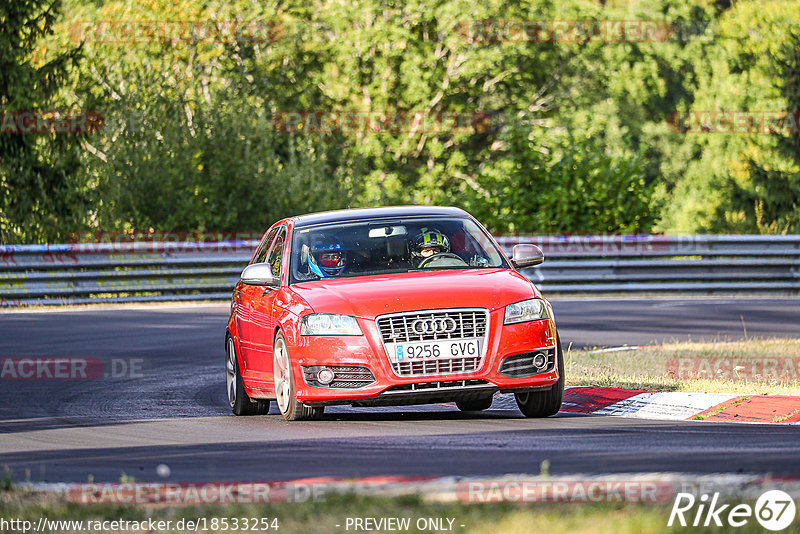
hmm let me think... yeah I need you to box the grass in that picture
[1,468,12,492]
[2,490,797,534]
[565,337,800,395]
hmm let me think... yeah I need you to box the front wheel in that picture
[515,334,564,418]
[273,331,324,421]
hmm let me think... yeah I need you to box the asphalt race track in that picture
[0,297,798,484]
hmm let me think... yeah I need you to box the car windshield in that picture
[290,217,508,283]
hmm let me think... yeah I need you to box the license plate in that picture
[386,338,482,363]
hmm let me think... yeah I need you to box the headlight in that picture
[504,298,549,325]
[300,314,363,336]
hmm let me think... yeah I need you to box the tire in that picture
[273,331,324,421]
[226,336,270,415]
[456,396,493,411]
[515,334,564,418]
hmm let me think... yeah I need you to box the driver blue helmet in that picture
[308,235,346,277]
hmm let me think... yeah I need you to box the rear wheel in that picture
[515,334,564,418]
[226,336,270,415]
[273,331,324,421]
[456,396,493,412]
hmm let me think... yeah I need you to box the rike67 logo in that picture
[668,490,796,531]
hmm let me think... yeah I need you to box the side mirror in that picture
[241,263,279,286]
[511,244,544,269]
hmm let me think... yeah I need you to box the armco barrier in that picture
[505,234,800,294]
[0,241,253,307]
[1,235,799,306]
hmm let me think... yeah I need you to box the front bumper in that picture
[291,308,559,406]
[316,379,555,407]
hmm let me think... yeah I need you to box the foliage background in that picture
[2,0,799,242]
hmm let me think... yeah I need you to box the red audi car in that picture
[225,206,563,420]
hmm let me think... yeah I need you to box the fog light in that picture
[317,368,335,385]
[532,352,547,369]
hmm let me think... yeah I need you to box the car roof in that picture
[291,206,470,228]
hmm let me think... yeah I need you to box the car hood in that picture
[290,268,540,318]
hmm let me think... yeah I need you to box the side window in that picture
[251,228,277,265]
[265,228,286,278]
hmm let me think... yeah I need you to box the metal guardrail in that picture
[504,235,800,294]
[1,235,799,306]
[0,241,252,307]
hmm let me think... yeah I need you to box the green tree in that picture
[656,0,800,233]
[732,30,800,232]
[463,123,655,234]
[0,0,87,243]
[79,54,359,234]
[47,0,800,238]
[68,0,360,234]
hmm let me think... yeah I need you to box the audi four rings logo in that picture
[411,317,458,334]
